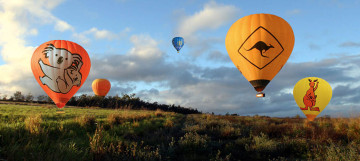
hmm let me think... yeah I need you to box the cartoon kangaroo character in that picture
[38,44,83,94]
[245,41,274,58]
[301,79,320,111]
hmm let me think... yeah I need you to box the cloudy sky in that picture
[1,0,360,117]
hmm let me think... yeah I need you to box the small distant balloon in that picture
[31,40,91,108]
[92,79,111,97]
[172,37,184,53]
[293,77,332,121]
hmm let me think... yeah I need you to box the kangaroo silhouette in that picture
[245,41,274,58]
[301,79,320,111]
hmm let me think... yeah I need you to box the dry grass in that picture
[154,109,164,117]
[107,113,124,125]
[24,114,42,134]
[132,113,152,121]
[107,111,152,127]
[164,119,174,128]
[75,114,96,127]
[4,104,360,161]
[132,121,140,127]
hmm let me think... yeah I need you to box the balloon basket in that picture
[56,109,65,114]
[256,92,265,97]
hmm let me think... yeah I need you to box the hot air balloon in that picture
[92,79,111,97]
[31,40,91,108]
[172,37,184,53]
[225,13,295,97]
[293,77,332,121]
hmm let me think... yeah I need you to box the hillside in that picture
[1,104,360,161]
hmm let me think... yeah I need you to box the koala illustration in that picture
[39,44,83,94]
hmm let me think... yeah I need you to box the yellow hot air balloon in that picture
[293,77,332,121]
[225,13,295,97]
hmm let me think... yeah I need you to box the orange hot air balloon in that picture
[92,79,111,97]
[225,13,295,97]
[31,40,91,108]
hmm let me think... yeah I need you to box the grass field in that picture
[1,103,360,161]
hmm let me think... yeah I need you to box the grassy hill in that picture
[1,103,360,161]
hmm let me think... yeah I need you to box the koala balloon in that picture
[31,40,91,108]
[39,44,83,94]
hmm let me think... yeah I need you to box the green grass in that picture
[1,104,360,161]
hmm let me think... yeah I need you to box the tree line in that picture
[1,91,201,114]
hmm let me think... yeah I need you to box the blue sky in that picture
[1,0,360,117]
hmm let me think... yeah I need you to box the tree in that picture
[13,91,24,101]
[37,95,46,102]
[25,93,34,102]
[2,95,7,101]
[46,96,52,103]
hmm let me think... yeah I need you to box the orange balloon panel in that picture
[225,14,295,92]
[92,79,111,97]
[31,40,91,108]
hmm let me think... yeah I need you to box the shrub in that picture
[107,113,123,125]
[154,109,164,117]
[75,114,96,127]
[247,133,278,152]
[179,132,209,149]
[24,114,42,134]
[89,125,106,159]
[163,119,174,128]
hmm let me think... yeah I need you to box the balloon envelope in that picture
[31,40,91,108]
[293,77,332,121]
[225,13,295,96]
[92,79,111,97]
[172,37,184,53]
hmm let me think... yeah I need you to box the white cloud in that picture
[286,9,301,16]
[72,27,130,45]
[177,1,238,37]
[132,55,360,116]
[29,28,38,36]
[85,27,117,40]
[54,20,73,32]
[128,35,162,59]
[0,0,71,96]
[72,32,91,46]
[0,0,74,32]
[87,34,168,84]
[175,1,239,57]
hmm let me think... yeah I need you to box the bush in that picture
[25,114,42,134]
[107,113,124,125]
[75,115,96,127]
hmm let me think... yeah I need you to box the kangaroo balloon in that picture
[293,77,332,121]
[225,14,295,97]
[31,40,91,108]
